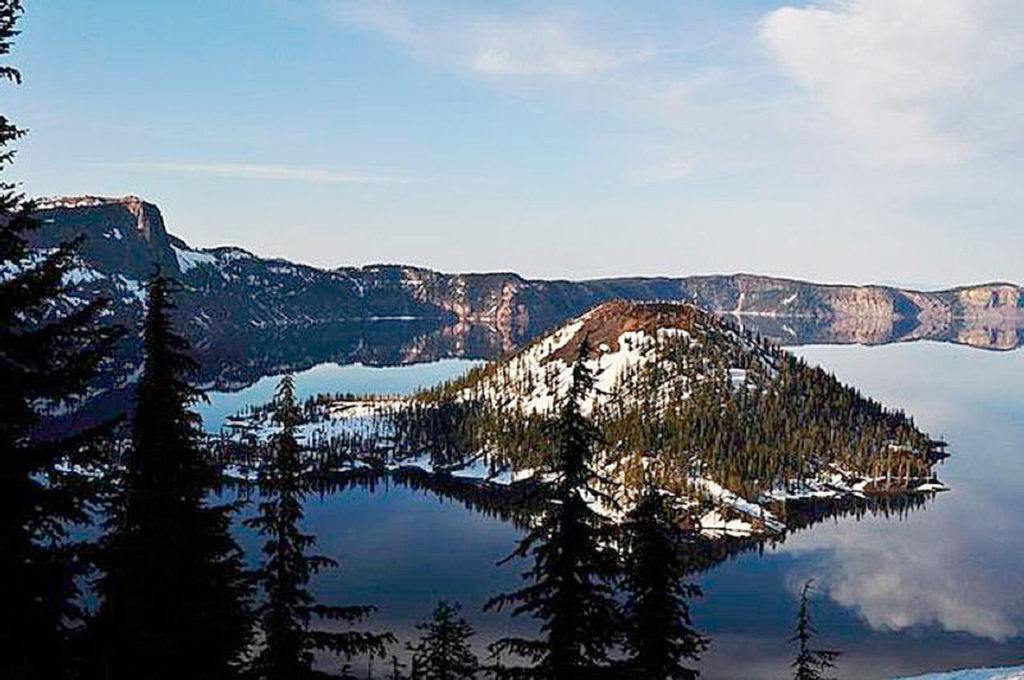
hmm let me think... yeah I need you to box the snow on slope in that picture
[424,301,793,535]
[171,244,217,273]
[893,667,1024,680]
[454,300,760,417]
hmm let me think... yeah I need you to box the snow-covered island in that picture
[222,301,949,541]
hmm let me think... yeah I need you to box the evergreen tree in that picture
[790,581,840,680]
[407,601,478,680]
[92,276,251,680]
[0,2,120,677]
[247,374,393,680]
[620,482,707,679]
[486,339,621,678]
[388,656,408,680]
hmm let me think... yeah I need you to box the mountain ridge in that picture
[27,195,1024,355]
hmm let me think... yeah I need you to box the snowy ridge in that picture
[171,244,217,273]
[893,667,1024,680]
[35,195,118,210]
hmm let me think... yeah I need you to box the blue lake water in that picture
[198,359,483,432]
[207,342,1024,679]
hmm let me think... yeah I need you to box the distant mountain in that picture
[30,196,1024,366]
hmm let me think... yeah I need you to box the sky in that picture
[5,0,1023,287]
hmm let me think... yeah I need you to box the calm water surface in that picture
[208,343,1024,679]
[198,359,482,432]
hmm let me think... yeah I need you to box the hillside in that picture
[416,301,942,496]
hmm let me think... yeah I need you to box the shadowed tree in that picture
[486,338,621,678]
[246,374,393,680]
[620,482,708,679]
[388,655,408,680]
[791,581,840,680]
[0,2,121,678]
[407,600,478,680]
[92,276,251,679]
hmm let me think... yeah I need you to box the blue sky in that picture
[6,0,1023,286]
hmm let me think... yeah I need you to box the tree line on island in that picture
[0,2,848,678]
[401,313,939,507]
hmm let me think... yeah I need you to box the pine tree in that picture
[92,276,251,679]
[486,338,621,678]
[620,482,707,679]
[247,374,393,680]
[0,2,120,677]
[407,601,478,680]
[790,581,840,680]
[388,655,407,680]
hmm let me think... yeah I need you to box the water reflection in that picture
[196,312,1020,398]
[205,455,947,679]
[225,342,1021,679]
[56,307,1022,439]
[28,329,1024,678]
[787,344,1024,640]
[785,514,1020,641]
[198,359,483,432]
[693,343,1024,679]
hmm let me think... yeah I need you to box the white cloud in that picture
[325,1,652,78]
[630,154,695,184]
[468,18,652,77]
[89,162,394,185]
[760,0,1024,166]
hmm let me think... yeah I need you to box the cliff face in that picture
[32,196,180,279]
[957,283,1021,310]
[29,196,1024,356]
[408,274,1024,352]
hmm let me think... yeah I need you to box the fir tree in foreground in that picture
[0,2,120,677]
[791,581,840,680]
[407,600,478,680]
[620,482,708,679]
[486,338,621,678]
[92,276,251,680]
[247,375,393,680]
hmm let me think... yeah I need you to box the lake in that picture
[204,341,1024,679]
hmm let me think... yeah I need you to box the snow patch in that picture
[63,266,106,286]
[172,245,218,273]
[892,666,1024,680]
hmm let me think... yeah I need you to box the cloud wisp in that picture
[324,1,1024,171]
[88,161,397,185]
[324,1,654,79]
